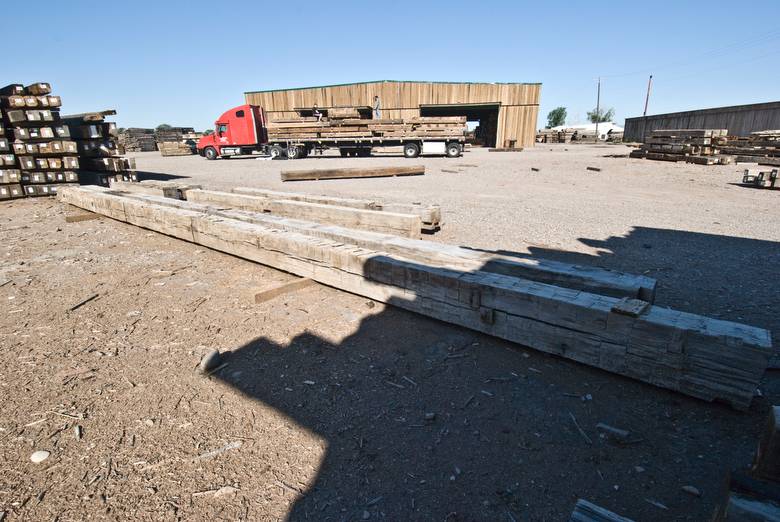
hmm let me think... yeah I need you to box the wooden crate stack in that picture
[717,130,780,166]
[630,129,733,165]
[0,82,80,199]
[62,110,136,187]
[118,128,157,152]
[266,114,466,142]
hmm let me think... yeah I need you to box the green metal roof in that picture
[244,80,542,95]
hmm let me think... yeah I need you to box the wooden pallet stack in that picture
[118,128,157,152]
[61,109,137,187]
[0,82,80,198]
[630,129,733,165]
[717,130,780,166]
[266,115,466,142]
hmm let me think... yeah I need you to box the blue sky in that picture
[8,1,779,131]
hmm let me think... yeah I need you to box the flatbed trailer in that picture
[197,105,466,160]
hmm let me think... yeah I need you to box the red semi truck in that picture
[197,104,465,160]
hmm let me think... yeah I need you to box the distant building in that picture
[624,101,780,142]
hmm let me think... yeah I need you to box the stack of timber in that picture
[536,129,573,143]
[0,82,78,198]
[158,140,195,156]
[712,407,780,521]
[118,128,156,152]
[61,110,136,187]
[630,129,733,165]
[59,184,773,411]
[266,113,466,142]
[280,165,425,182]
[718,130,780,166]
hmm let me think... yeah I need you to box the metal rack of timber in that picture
[61,109,137,187]
[59,182,773,412]
[0,82,78,199]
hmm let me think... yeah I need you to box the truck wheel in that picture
[269,145,285,159]
[340,149,348,157]
[403,142,420,158]
[358,148,371,157]
[204,147,218,160]
[446,142,462,158]
[287,146,302,159]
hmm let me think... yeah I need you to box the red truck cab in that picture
[197,104,267,159]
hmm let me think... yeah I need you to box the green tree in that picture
[587,107,615,123]
[156,124,173,131]
[546,106,567,128]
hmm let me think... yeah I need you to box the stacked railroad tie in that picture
[158,141,195,156]
[0,82,79,199]
[118,128,156,152]
[630,129,733,165]
[719,130,780,166]
[155,127,198,156]
[59,183,773,412]
[61,110,137,187]
[536,129,573,143]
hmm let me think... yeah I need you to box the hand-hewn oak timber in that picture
[281,165,425,182]
[58,186,772,410]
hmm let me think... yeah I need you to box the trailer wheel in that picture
[204,147,218,160]
[358,148,371,157]
[287,146,302,159]
[445,142,462,158]
[339,149,348,157]
[269,145,285,159]
[403,142,421,158]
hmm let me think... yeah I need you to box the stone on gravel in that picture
[682,485,701,497]
[200,349,221,372]
[30,450,50,463]
[597,423,631,442]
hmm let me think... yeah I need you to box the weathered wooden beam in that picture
[281,165,425,182]
[713,471,780,521]
[109,180,202,200]
[569,499,634,522]
[57,186,773,410]
[102,188,655,301]
[231,186,441,230]
[186,189,422,238]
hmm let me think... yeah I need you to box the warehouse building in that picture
[244,80,541,148]
[624,100,780,142]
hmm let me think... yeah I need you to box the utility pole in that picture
[643,75,653,116]
[595,77,601,139]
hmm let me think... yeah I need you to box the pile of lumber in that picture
[718,130,780,166]
[630,129,734,165]
[536,129,573,143]
[61,109,137,187]
[280,165,425,182]
[118,128,156,152]
[154,126,195,144]
[0,82,79,199]
[266,113,466,141]
[158,140,194,157]
[59,184,772,411]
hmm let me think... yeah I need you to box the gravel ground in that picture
[0,145,778,521]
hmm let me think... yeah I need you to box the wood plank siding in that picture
[245,80,541,148]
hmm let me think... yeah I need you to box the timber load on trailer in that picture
[196,104,467,160]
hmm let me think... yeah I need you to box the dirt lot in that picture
[1,145,779,521]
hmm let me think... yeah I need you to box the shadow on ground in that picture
[210,229,779,521]
[136,171,189,182]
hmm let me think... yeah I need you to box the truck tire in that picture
[339,149,348,157]
[446,142,462,158]
[287,146,302,159]
[204,147,218,160]
[358,148,371,157]
[403,142,420,158]
[269,145,285,159]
